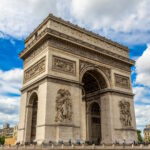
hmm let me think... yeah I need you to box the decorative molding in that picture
[119,100,132,127]
[79,60,111,81]
[49,20,129,58]
[24,41,48,66]
[27,87,38,101]
[20,28,135,68]
[24,14,129,58]
[115,74,130,89]
[23,57,46,83]
[48,37,131,72]
[55,89,72,122]
[52,55,76,76]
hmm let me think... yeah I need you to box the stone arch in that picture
[25,91,38,143]
[87,101,101,113]
[87,102,101,144]
[81,66,109,144]
[27,90,38,106]
[80,65,110,89]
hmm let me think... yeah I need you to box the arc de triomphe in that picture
[17,14,137,144]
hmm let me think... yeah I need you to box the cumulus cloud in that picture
[70,0,150,45]
[0,96,19,115]
[133,86,150,104]
[71,0,150,32]
[0,68,22,126]
[134,44,150,131]
[0,0,150,45]
[0,0,70,38]
[136,45,150,87]
[0,68,23,95]
[135,104,150,130]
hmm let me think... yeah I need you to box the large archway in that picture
[90,102,101,143]
[26,92,38,142]
[82,69,108,144]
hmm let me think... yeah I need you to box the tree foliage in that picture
[0,136,5,145]
[137,130,143,142]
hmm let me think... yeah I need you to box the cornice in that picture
[84,88,134,98]
[21,74,134,98]
[20,28,135,66]
[21,74,82,92]
[99,88,134,97]
[25,14,129,52]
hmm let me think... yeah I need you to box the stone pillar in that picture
[36,83,48,144]
[24,105,33,143]
[17,92,27,144]
[101,92,113,144]
[80,97,87,141]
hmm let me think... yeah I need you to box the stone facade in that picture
[17,14,137,144]
[144,125,150,142]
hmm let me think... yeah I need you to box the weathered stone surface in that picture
[17,14,137,145]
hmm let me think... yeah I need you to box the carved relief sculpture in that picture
[119,100,132,127]
[115,74,130,89]
[55,89,72,122]
[52,56,76,76]
[24,57,46,83]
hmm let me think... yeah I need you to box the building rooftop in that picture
[25,14,129,52]
[144,125,150,131]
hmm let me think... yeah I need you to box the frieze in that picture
[55,89,72,122]
[50,20,129,58]
[115,74,130,89]
[52,55,76,76]
[24,41,48,66]
[79,60,111,81]
[24,57,46,83]
[48,37,131,72]
[119,100,132,127]
[20,28,134,69]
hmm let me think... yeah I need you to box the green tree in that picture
[0,136,5,145]
[148,137,150,143]
[137,130,143,142]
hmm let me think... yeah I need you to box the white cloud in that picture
[0,0,150,45]
[136,45,150,87]
[0,68,23,95]
[0,0,70,39]
[0,96,19,115]
[133,44,150,131]
[70,0,150,32]
[70,0,150,45]
[0,68,22,127]
[135,104,150,130]
[133,86,150,104]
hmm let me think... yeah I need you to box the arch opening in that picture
[82,69,107,144]
[29,92,38,142]
[90,102,101,143]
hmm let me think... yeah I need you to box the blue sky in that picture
[0,0,150,133]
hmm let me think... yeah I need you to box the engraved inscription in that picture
[115,74,130,89]
[52,56,76,76]
[24,57,46,83]
[119,100,132,127]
